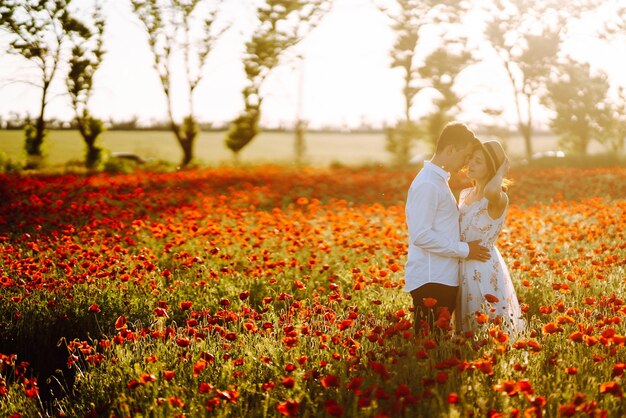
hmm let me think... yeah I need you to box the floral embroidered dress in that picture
[457,188,525,333]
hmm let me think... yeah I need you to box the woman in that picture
[457,140,525,334]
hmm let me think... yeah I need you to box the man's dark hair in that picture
[435,122,479,153]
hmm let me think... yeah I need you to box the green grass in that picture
[0,130,396,167]
[1,129,620,168]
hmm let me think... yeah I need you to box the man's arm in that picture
[406,182,468,258]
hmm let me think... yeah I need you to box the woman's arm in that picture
[484,159,509,213]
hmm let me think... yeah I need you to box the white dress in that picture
[457,188,525,334]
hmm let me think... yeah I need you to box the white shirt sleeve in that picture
[407,182,469,258]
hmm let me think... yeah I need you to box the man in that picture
[405,122,489,336]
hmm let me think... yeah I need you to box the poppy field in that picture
[0,165,624,417]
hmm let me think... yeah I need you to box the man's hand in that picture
[467,240,490,262]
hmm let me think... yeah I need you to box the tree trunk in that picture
[179,137,193,168]
[523,93,534,160]
[33,115,45,156]
[26,84,49,164]
[294,121,306,167]
[86,140,100,169]
[521,125,533,160]
[579,134,589,155]
[401,66,412,167]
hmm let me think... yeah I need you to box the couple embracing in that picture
[405,122,525,336]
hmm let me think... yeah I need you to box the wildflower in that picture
[276,399,300,416]
[88,304,101,314]
[542,322,563,335]
[484,294,500,303]
[321,375,340,388]
[154,307,169,318]
[176,337,191,348]
[346,377,363,391]
[282,377,295,389]
[179,301,193,310]
[199,382,213,393]
[600,382,622,398]
[127,379,141,389]
[193,359,207,376]
[140,373,156,384]
[168,396,184,407]
[422,298,437,308]
[114,315,127,330]
[324,399,344,417]
[568,331,583,342]
[447,392,459,404]
[612,363,625,378]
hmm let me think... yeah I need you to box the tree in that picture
[596,3,626,154]
[482,0,602,160]
[66,2,106,169]
[418,45,474,150]
[481,107,511,151]
[225,0,331,161]
[381,0,467,165]
[543,58,612,155]
[0,0,79,167]
[131,0,226,168]
[293,54,306,166]
[598,86,626,154]
[598,2,626,41]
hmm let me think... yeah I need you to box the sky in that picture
[0,0,625,130]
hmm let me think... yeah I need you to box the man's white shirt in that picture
[404,161,469,292]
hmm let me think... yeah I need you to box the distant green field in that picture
[0,129,615,167]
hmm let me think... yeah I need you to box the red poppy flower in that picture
[484,294,500,303]
[176,337,191,348]
[542,322,563,335]
[282,377,295,389]
[600,382,622,398]
[422,298,437,308]
[346,377,363,391]
[324,399,344,417]
[127,379,141,389]
[568,331,583,342]
[321,375,340,388]
[276,399,300,416]
[140,373,156,384]
[436,371,449,384]
[193,359,206,376]
[475,312,490,324]
[154,307,169,318]
[168,396,184,407]
[114,315,127,330]
[199,382,214,393]
[88,303,101,314]
[612,363,626,378]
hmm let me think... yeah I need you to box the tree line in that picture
[0,0,625,169]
